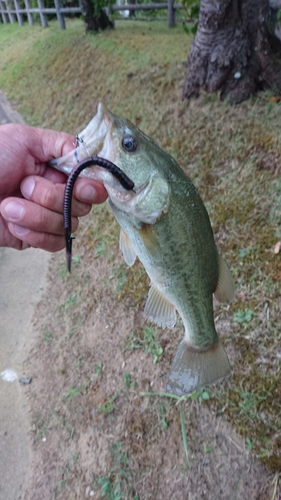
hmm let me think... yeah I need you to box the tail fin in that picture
[166,339,231,396]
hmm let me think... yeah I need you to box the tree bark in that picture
[182,0,281,104]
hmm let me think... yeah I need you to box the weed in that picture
[66,322,81,340]
[97,442,140,500]
[245,437,254,451]
[190,387,212,403]
[64,293,77,309]
[43,329,53,345]
[95,239,108,256]
[113,261,149,306]
[31,412,48,439]
[237,387,267,422]
[99,477,122,500]
[111,264,129,295]
[54,454,79,498]
[203,445,212,453]
[123,372,136,390]
[65,386,83,399]
[233,308,255,327]
[72,255,81,265]
[125,332,142,351]
[75,355,83,369]
[142,327,164,363]
[59,255,80,277]
[180,403,188,460]
[125,327,163,364]
[95,361,103,374]
[98,396,116,414]
[140,391,196,459]
[158,403,169,430]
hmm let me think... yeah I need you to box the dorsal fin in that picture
[119,229,136,267]
[144,285,176,329]
[214,254,235,304]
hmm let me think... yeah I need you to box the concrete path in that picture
[0,91,50,499]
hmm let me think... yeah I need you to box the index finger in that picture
[20,175,108,216]
[43,165,108,204]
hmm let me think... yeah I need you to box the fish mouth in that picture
[49,102,115,179]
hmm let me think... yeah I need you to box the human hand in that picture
[0,123,108,251]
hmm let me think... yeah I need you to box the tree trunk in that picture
[80,0,114,32]
[182,0,281,104]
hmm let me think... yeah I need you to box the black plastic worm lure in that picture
[64,156,135,272]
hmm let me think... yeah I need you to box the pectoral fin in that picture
[136,223,163,262]
[144,285,176,329]
[166,339,231,395]
[119,229,136,266]
[214,254,235,304]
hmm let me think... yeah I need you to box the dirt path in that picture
[0,91,50,500]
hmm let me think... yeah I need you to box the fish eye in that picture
[121,135,138,153]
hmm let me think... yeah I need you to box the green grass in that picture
[123,372,136,390]
[1,18,281,484]
[0,19,189,130]
[125,326,164,363]
[65,386,84,399]
[96,442,140,500]
[98,395,116,414]
[43,328,53,344]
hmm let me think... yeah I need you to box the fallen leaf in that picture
[274,241,281,254]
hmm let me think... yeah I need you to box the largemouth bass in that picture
[50,103,235,395]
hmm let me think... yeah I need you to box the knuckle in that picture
[31,231,65,252]
[32,206,63,236]
[70,192,91,216]
[40,185,57,209]
[33,207,48,229]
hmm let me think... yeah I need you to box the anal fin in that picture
[214,254,235,304]
[166,339,231,395]
[144,285,176,329]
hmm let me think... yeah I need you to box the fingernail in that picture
[78,185,96,203]
[21,177,35,199]
[14,225,30,235]
[4,201,25,221]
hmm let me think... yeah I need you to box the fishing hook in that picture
[64,156,135,272]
